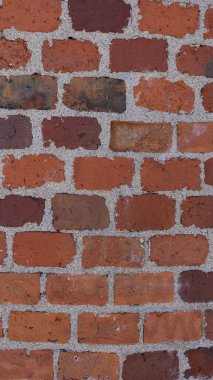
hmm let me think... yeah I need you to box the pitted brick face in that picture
[0,116,32,149]
[0,38,31,69]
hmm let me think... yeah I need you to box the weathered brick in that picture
[184,348,213,379]
[42,117,101,150]
[116,195,175,231]
[63,77,126,113]
[0,116,32,149]
[182,196,213,228]
[144,311,202,343]
[110,38,168,72]
[0,350,53,380]
[178,271,213,303]
[204,8,213,39]
[0,0,61,32]
[0,232,6,265]
[74,157,134,190]
[176,45,213,78]
[142,158,201,191]
[0,75,57,110]
[78,313,139,345]
[13,232,76,267]
[0,38,31,69]
[123,351,179,380]
[47,274,108,306]
[205,158,213,185]
[206,310,213,340]
[134,78,194,113]
[114,273,174,305]
[83,236,145,268]
[150,235,208,266]
[0,195,44,227]
[110,121,172,152]
[68,0,131,33]
[0,273,40,305]
[202,83,213,112]
[58,352,119,380]
[8,312,70,343]
[52,194,109,230]
[139,0,199,38]
[43,40,100,72]
[178,122,213,153]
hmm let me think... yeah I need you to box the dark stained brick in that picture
[206,310,213,340]
[178,270,213,302]
[185,347,213,379]
[0,116,32,149]
[202,83,213,112]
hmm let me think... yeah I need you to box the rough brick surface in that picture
[0,273,40,304]
[0,38,31,69]
[184,348,213,379]
[176,45,213,77]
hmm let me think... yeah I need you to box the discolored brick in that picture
[206,310,213,340]
[182,196,213,228]
[205,158,213,185]
[184,347,213,379]
[0,38,31,69]
[178,122,213,153]
[176,45,213,78]
[202,83,213,112]
[0,116,32,149]
[178,271,213,303]
[204,8,213,39]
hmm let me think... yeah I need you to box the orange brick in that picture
[204,8,213,38]
[0,38,31,69]
[178,122,213,153]
[0,273,40,304]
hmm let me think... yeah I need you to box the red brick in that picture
[0,116,32,149]
[110,121,172,152]
[116,195,175,231]
[178,271,213,303]
[13,232,76,267]
[144,311,202,343]
[176,45,213,78]
[0,350,53,380]
[139,0,199,38]
[8,312,70,343]
[205,158,213,185]
[206,310,213,340]
[83,236,145,268]
[0,273,40,304]
[150,235,208,266]
[0,38,31,69]
[58,352,119,380]
[204,8,213,39]
[43,40,100,73]
[184,348,213,379]
[202,83,213,112]
[0,0,61,32]
[178,122,213,153]
[0,232,7,265]
[114,273,174,305]
[74,157,134,190]
[134,78,194,113]
[182,196,213,228]
[68,0,131,33]
[78,313,139,345]
[110,38,168,72]
[47,274,108,306]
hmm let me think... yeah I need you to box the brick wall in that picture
[0,0,212,379]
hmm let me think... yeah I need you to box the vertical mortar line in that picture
[41,197,54,231]
[53,349,60,380]
[108,272,115,306]
[4,230,15,269]
[40,273,47,305]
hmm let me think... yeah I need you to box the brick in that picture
[0,75,57,110]
[184,347,213,379]
[63,77,126,113]
[150,235,208,266]
[110,38,168,72]
[0,273,40,304]
[0,0,61,32]
[202,83,213,112]
[139,0,199,38]
[178,122,213,153]
[176,45,213,78]
[0,350,53,380]
[3,154,64,189]
[134,78,194,113]
[42,117,101,150]
[206,310,213,340]
[182,196,213,228]
[0,195,44,227]
[58,351,119,380]
[43,40,100,73]
[13,232,75,267]
[204,8,213,39]
[0,38,31,69]
[68,0,131,33]
[0,116,32,149]
[74,157,134,190]
[144,311,202,343]
[78,313,139,345]
[8,312,70,343]
[116,195,175,231]
[52,194,109,230]
[123,351,179,380]
[110,121,172,152]
[0,232,6,265]
[83,236,145,268]
[142,158,200,191]
[114,273,174,305]
[47,274,108,306]
[178,271,213,303]
[205,158,213,185]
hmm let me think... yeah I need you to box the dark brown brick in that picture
[182,196,213,228]
[205,158,213,185]
[42,117,101,150]
[0,195,44,227]
[63,77,126,113]
[68,0,131,33]
[0,116,32,149]
[206,310,213,340]
[52,194,109,230]
[123,351,179,380]
[0,75,57,110]
[184,348,213,379]
[178,271,213,303]
[202,83,213,112]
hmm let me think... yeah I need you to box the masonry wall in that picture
[0,0,212,379]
